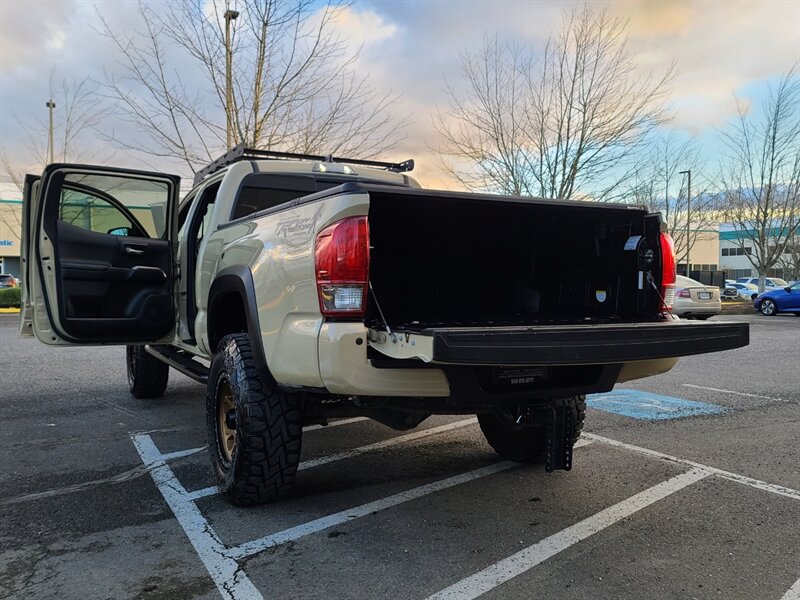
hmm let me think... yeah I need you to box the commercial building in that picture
[0,199,22,278]
[719,224,798,281]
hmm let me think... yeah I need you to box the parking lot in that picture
[1,313,799,600]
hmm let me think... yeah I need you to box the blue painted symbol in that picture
[587,389,727,420]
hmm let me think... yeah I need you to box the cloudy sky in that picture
[1,0,798,196]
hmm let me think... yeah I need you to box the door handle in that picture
[124,246,145,255]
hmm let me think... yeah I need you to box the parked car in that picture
[673,275,721,319]
[737,277,789,289]
[0,274,17,288]
[754,281,800,316]
[726,282,759,301]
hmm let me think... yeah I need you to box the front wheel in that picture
[126,345,169,399]
[478,396,586,463]
[760,299,778,316]
[206,334,302,506]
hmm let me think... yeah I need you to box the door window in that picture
[57,173,170,238]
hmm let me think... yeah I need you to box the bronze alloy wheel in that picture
[217,378,237,463]
[205,334,302,505]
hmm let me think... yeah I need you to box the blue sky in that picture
[0,0,798,195]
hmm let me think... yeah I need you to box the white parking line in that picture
[130,434,263,600]
[683,384,785,402]
[780,577,800,600]
[298,418,478,470]
[227,438,593,560]
[426,468,709,600]
[185,418,479,501]
[134,419,800,600]
[303,416,370,431]
[584,433,800,501]
[131,422,585,599]
[228,461,516,559]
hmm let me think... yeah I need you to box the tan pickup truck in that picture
[20,147,749,505]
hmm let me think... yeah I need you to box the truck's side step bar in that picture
[145,345,209,384]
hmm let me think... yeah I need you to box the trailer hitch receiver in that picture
[545,398,577,472]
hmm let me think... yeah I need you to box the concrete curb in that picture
[720,302,756,315]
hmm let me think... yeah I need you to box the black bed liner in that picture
[422,320,749,365]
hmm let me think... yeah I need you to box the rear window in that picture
[0,275,12,283]
[231,174,339,220]
[229,172,400,221]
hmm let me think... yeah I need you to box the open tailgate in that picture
[368,320,749,365]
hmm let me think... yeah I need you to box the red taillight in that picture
[659,232,677,311]
[676,289,690,298]
[314,216,369,318]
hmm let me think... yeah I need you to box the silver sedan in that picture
[672,275,721,320]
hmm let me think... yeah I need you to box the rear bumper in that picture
[427,320,749,365]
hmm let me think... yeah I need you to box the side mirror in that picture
[108,226,132,236]
[785,286,792,293]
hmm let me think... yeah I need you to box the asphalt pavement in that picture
[1,313,799,600]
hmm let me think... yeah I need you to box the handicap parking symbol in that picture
[587,389,727,420]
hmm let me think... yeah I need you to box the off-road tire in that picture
[207,334,302,506]
[126,345,169,399]
[478,395,586,463]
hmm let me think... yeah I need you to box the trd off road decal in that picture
[276,205,324,237]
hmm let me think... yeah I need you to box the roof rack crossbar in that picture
[193,145,414,184]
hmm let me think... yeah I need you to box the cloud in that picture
[331,6,398,45]
[609,0,800,131]
[0,1,77,73]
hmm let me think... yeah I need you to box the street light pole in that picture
[46,99,56,164]
[679,169,691,277]
[224,9,239,151]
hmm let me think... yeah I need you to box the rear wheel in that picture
[478,396,585,463]
[760,299,777,316]
[207,334,302,506]
[126,345,169,399]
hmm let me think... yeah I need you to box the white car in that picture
[726,282,759,301]
[673,275,721,319]
[736,277,789,290]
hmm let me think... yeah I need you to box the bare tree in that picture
[719,70,800,291]
[0,76,108,231]
[435,7,674,200]
[97,0,407,176]
[776,234,800,282]
[628,133,716,271]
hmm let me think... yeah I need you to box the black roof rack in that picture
[193,145,414,185]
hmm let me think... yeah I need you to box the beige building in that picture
[683,228,720,275]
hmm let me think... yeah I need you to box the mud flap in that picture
[545,398,576,472]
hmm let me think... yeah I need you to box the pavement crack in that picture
[0,452,204,506]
